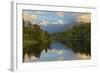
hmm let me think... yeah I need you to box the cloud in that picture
[53,20,64,24]
[77,14,91,23]
[56,12,64,17]
[57,57,64,60]
[23,12,37,22]
[76,53,90,59]
[40,19,49,26]
[57,50,64,54]
[53,21,58,24]
[58,20,64,24]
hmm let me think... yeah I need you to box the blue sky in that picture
[23,10,91,26]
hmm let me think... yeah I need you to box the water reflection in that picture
[23,42,90,62]
[64,39,91,56]
[23,42,51,62]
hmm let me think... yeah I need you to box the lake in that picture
[23,42,90,62]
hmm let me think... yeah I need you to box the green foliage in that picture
[50,22,91,56]
[23,21,50,49]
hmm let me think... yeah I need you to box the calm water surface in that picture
[24,42,90,62]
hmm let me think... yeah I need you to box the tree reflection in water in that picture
[64,39,90,56]
[23,39,90,62]
[23,42,51,62]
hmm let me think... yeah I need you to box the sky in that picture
[22,10,91,26]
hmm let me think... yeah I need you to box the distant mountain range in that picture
[23,20,90,34]
[40,22,78,33]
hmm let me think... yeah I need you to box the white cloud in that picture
[56,12,64,17]
[53,20,64,24]
[53,22,58,24]
[23,12,37,22]
[57,50,64,54]
[40,19,49,26]
[77,14,91,23]
[57,57,64,60]
[58,20,64,24]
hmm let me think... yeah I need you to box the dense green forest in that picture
[23,20,50,49]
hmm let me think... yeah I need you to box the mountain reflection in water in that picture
[23,42,90,62]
